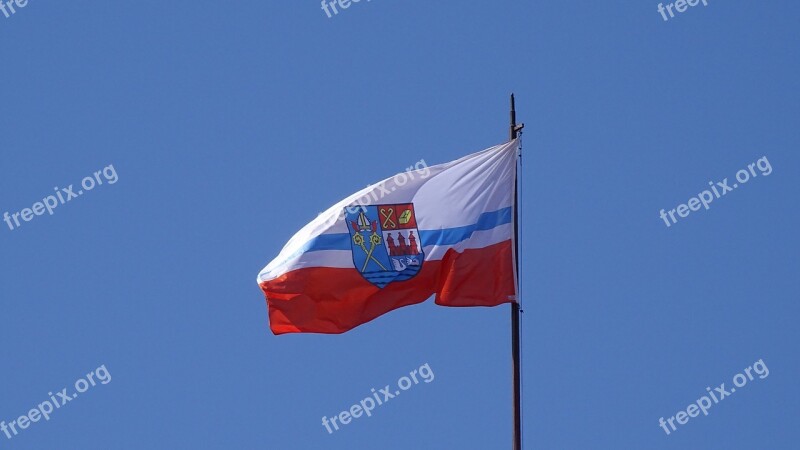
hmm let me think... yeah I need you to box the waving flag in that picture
[257,139,519,334]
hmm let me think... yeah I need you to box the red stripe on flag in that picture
[260,240,516,334]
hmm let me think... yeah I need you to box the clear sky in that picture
[1,1,798,449]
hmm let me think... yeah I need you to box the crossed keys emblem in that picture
[380,208,396,228]
[351,211,387,272]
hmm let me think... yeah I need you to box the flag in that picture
[257,139,519,334]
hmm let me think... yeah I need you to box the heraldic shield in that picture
[344,203,425,288]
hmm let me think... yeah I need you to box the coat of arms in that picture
[344,203,424,288]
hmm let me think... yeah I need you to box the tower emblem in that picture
[344,203,424,288]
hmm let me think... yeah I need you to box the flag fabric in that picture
[257,139,519,334]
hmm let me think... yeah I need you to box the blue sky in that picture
[1,1,798,449]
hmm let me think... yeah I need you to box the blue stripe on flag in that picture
[299,233,351,253]
[419,207,512,247]
[265,207,513,275]
[298,207,512,254]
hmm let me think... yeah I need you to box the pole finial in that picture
[509,93,523,140]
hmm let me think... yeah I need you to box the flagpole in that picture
[509,93,524,450]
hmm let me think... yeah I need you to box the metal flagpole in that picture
[509,93,524,450]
